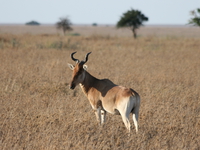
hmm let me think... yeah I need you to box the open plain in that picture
[0,25,200,149]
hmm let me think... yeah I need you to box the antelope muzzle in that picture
[69,83,75,90]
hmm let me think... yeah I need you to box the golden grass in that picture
[1,25,200,38]
[0,26,200,149]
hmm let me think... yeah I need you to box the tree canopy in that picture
[188,8,200,27]
[117,9,148,38]
[56,17,73,35]
[25,21,40,25]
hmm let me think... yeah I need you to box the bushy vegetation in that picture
[117,9,148,38]
[25,21,40,25]
[56,17,73,35]
[188,8,200,27]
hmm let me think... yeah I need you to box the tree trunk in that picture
[132,29,137,39]
[63,28,66,35]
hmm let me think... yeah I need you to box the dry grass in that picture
[1,25,200,38]
[0,26,200,150]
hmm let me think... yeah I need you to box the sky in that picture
[1,0,200,25]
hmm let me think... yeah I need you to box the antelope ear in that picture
[68,63,74,70]
[83,65,88,70]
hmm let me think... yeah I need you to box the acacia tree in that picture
[117,9,148,38]
[56,17,73,35]
[188,8,200,27]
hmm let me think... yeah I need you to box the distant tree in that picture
[116,9,148,38]
[188,8,200,27]
[25,20,40,25]
[56,17,73,35]
[92,23,98,26]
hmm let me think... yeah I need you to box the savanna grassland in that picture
[0,25,200,150]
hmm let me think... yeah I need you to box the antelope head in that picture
[68,52,91,89]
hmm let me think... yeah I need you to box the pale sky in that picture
[1,0,199,25]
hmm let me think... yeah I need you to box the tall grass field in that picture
[0,25,200,149]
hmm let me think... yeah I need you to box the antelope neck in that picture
[79,71,98,95]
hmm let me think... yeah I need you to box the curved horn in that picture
[83,52,92,64]
[71,52,80,63]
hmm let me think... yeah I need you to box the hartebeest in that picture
[68,52,140,133]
